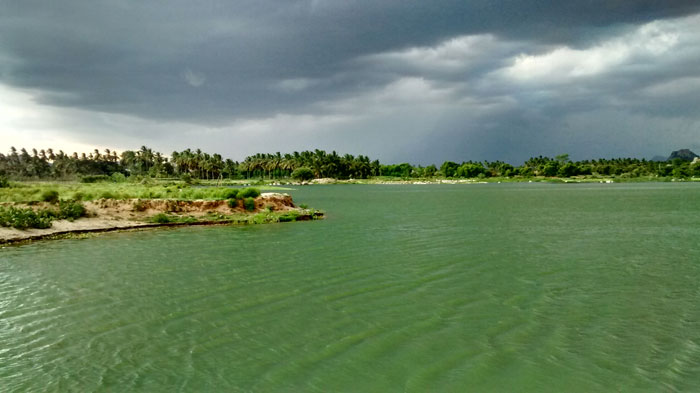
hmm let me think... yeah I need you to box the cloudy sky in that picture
[1,1,699,164]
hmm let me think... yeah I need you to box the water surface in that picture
[2,183,700,391]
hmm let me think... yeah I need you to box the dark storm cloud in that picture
[1,0,699,121]
[1,1,700,163]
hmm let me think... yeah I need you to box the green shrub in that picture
[72,192,84,201]
[227,198,239,209]
[180,173,194,184]
[222,188,239,199]
[150,213,171,224]
[291,167,314,181]
[0,176,9,188]
[57,200,86,221]
[237,187,261,199]
[41,190,60,204]
[80,175,110,183]
[110,172,127,183]
[243,197,256,211]
[299,203,308,209]
[0,206,53,229]
[99,191,116,199]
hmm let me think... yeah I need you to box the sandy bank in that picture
[1,193,321,246]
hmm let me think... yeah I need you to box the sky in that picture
[1,1,699,165]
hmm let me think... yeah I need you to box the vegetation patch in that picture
[243,197,256,211]
[237,187,261,199]
[149,213,172,224]
[291,167,314,181]
[57,200,87,221]
[0,206,53,229]
[41,189,60,204]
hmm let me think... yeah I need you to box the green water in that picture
[2,183,700,392]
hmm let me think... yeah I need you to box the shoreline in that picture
[0,211,324,247]
[0,213,323,247]
[0,192,323,246]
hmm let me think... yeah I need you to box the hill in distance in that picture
[667,149,699,161]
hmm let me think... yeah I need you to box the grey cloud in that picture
[2,1,699,121]
[1,1,700,163]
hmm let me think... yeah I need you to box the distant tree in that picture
[440,161,459,178]
[291,167,314,181]
[558,162,579,177]
[424,164,437,177]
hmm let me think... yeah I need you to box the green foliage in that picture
[2,145,697,183]
[41,189,60,203]
[291,167,314,181]
[0,176,9,188]
[456,162,485,178]
[180,173,194,184]
[558,162,579,177]
[0,206,53,229]
[221,188,239,199]
[237,187,261,199]
[381,163,413,178]
[243,197,256,211]
[440,161,459,178]
[110,172,127,183]
[57,200,86,220]
[672,167,689,179]
[150,213,172,223]
[80,174,111,183]
[542,162,560,177]
[99,191,116,199]
[227,198,238,208]
[278,211,300,222]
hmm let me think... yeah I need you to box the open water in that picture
[1,183,700,392]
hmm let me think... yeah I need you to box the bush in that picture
[57,200,86,221]
[80,175,110,183]
[150,213,171,224]
[110,172,127,183]
[227,199,239,209]
[237,187,261,199]
[0,176,9,188]
[291,167,314,181]
[180,173,194,184]
[222,188,239,199]
[41,190,60,204]
[99,191,116,199]
[0,206,53,229]
[243,197,256,211]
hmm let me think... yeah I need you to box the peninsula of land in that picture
[0,184,323,245]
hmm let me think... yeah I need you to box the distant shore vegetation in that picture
[1,146,699,184]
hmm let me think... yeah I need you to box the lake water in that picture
[2,183,700,392]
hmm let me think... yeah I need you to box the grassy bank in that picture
[0,181,293,203]
[0,181,323,235]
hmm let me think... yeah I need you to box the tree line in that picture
[1,147,698,181]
